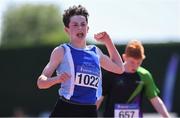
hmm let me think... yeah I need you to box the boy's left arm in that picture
[150,96,170,118]
[96,96,104,110]
[94,32,124,74]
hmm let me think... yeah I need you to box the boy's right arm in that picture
[37,46,70,89]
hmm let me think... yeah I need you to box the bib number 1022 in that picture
[75,73,99,89]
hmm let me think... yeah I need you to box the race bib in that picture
[75,72,99,89]
[114,104,140,118]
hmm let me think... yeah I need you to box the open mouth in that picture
[76,32,84,38]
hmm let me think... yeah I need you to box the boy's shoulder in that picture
[137,66,151,77]
[51,43,67,55]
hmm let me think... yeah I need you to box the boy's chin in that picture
[131,69,136,73]
[76,37,85,40]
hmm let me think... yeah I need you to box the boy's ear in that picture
[122,54,126,61]
[87,26,89,32]
[64,27,69,34]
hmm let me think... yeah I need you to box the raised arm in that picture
[94,32,124,74]
[37,46,70,89]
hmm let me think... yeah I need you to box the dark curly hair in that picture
[63,5,89,28]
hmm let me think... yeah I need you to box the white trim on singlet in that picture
[63,44,75,99]
[56,44,75,100]
[94,46,102,100]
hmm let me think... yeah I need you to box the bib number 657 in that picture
[119,110,135,118]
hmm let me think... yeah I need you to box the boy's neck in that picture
[69,41,86,49]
